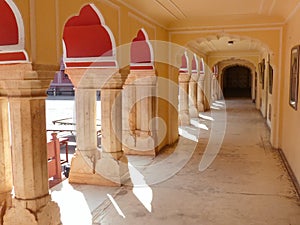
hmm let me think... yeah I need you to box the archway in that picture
[62,3,127,186]
[222,65,252,98]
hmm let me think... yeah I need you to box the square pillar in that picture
[0,64,61,225]
[197,73,205,112]
[122,70,158,156]
[189,72,199,117]
[0,97,12,224]
[178,72,190,126]
[66,68,129,186]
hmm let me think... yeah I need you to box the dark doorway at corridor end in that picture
[222,65,252,98]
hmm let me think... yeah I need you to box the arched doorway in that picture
[222,65,252,98]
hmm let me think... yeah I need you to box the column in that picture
[197,73,205,112]
[66,68,129,186]
[4,96,61,225]
[0,64,61,225]
[68,88,102,184]
[98,72,128,185]
[178,72,190,126]
[189,72,199,117]
[0,97,12,225]
[211,75,217,101]
[122,70,157,156]
[122,73,136,155]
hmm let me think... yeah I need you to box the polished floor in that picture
[52,99,300,225]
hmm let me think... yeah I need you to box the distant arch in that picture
[179,51,189,73]
[191,54,199,73]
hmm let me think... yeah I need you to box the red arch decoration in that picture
[63,4,117,68]
[0,0,18,45]
[0,0,28,64]
[192,55,198,73]
[179,52,189,73]
[130,29,153,70]
[200,58,205,74]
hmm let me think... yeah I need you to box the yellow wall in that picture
[280,8,300,183]
[13,0,173,149]
[12,0,300,183]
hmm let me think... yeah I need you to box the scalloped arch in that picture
[63,4,117,68]
[191,54,199,73]
[0,0,28,63]
[180,51,189,73]
[130,28,154,70]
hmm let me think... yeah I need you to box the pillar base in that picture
[197,102,205,112]
[69,150,130,186]
[0,192,11,225]
[122,131,157,156]
[189,105,198,118]
[3,197,61,225]
[179,111,190,126]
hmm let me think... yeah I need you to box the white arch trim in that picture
[63,3,118,68]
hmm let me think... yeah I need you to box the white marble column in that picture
[98,73,128,184]
[66,68,129,186]
[122,70,157,156]
[189,72,199,117]
[211,75,218,101]
[197,73,205,112]
[69,88,103,184]
[0,97,12,224]
[178,72,190,126]
[1,65,61,225]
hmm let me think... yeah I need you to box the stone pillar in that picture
[197,73,205,112]
[211,75,217,101]
[98,72,128,184]
[189,72,199,117]
[122,70,157,156]
[0,97,12,225]
[66,68,129,186]
[68,88,102,184]
[178,72,190,126]
[1,64,61,225]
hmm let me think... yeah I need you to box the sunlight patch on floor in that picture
[128,162,153,212]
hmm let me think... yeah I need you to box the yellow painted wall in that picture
[280,8,300,183]
[13,0,173,149]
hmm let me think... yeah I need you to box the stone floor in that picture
[51,99,300,225]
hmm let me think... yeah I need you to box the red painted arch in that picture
[63,4,113,58]
[179,53,188,72]
[0,0,19,46]
[192,56,197,71]
[130,29,152,69]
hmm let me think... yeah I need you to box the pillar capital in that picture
[178,72,190,83]
[190,72,199,82]
[65,67,123,89]
[0,63,56,97]
[125,69,157,86]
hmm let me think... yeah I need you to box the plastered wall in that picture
[280,8,300,183]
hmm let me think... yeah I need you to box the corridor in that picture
[91,99,300,225]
